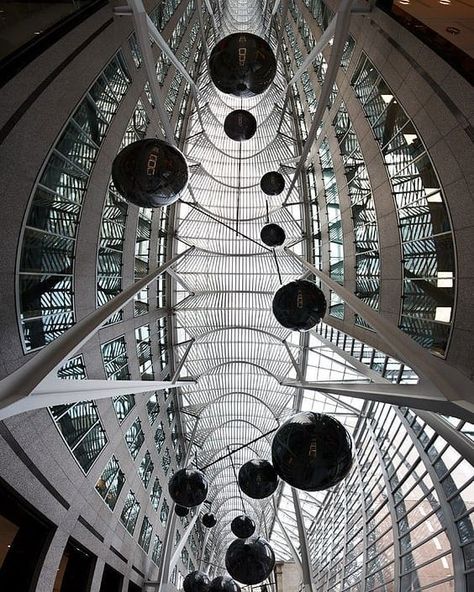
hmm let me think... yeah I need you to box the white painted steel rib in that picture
[0,248,194,413]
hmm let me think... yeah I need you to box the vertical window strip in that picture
[319,139,345,318]
[351,55,456,356]
[150,477,163,511]
[101,336,135,421]
[96,99,149,324]
[95,455,126,510]
[138,516,153,552]
[120,490,141,535]
[138,450,155,488]
[125,418,145,460]
[18,52,131,352]
[134,207,152,316]
[333,101,380,326]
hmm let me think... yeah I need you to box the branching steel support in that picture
[128,0,175,143]
[0,248,193,414]
[285,248,474,417]
[285,0,353,197]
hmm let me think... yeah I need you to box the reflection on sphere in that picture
[260,223,285,247]
[225,537,275,585]
[168,468,208,507]
[271,411,353,491]
[238,459,278,499]
[272,279,327,331]
[202,513,217,528]
[209,575,241,592]
[111,139,188,208]
[231,515,256,538]
[209,33,277,97]
[224,110,257,141]
[260,171,285,195]
[183,571,210,592]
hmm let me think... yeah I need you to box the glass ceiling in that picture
[172,0,374,571]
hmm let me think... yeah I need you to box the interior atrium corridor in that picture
[0,0,473,591]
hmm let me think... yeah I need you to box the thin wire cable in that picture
[228,444,246,514]
[179,198,273,252]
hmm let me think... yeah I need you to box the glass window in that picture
[155,422,166,453]
[150,478,163,511]
[95,456,125,510]
[50,400,107,473]
[18,53,130,351]
[351,55,456,355]
[152,534,163,565]
[147,392,161,425]
[125,418,145,460]
[138,451,154,489]
[138,516,153,553]
[120,491,141,535]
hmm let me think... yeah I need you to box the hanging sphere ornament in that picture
[231,515,256,539]
[225,537,275,585]
[224,110,257,141]
[260,223,286,247]
[175,504,190,517]
[209,33,277,97]
[260,171,285,195]
[209,576,241,592]
[202,512,217,528]
[111,138,188,208]
[183,571,210,592]
[272,279,327,331]
[238,459,278,499]
[168,468,208,507]
[271,411,353,491]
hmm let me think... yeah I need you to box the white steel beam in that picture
[286,15,337,88]
[0,379,188,420]
[145,15,201,100]
[0,248,193,413]
[292,488,316,592]
[285,248,474,417]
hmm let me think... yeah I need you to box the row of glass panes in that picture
[333,101,380,325]
[351,54,456,356]
[97,100,149,323]
[318,139,345,318]
[18,52,131,351]
[51,356,108,473]
[314,322,417,384]
[303,328,468,589]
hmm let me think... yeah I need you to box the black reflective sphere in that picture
[231,515,256,539]
[184,571,210,592]
[260,223,285,247]
[175,504,190,517]
[209,33,277,97]
[224,110,257,141]
[260,171,285,195]
[272,279,327,331]
[225,537,275,585]
[112,139,188,208]
[202,513,217,528]
[271,412,353,491]
[209,576,241,592]
[168,468,208,508]
[238,459,278,499]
